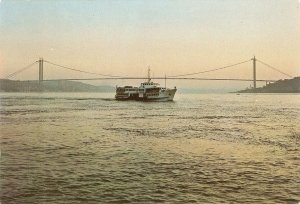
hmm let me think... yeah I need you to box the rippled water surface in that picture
[0,92,299,203]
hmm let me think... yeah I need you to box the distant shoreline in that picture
[1,78,299,93]
[236,77,300,93]
[0,79,114,93]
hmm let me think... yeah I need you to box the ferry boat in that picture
[115,69,177,101]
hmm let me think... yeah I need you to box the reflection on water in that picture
[0,92,299,203]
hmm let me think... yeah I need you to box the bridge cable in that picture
[168,59,252,77]
[42,77,276,82]
[5,61,38,79]
[256,59,293,78]
[44,60,125,78]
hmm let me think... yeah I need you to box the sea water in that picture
[0,92,299,203]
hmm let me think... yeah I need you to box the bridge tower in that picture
[252,56,256,89]
[38,57,44,83]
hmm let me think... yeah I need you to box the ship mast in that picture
[147,66,151,82]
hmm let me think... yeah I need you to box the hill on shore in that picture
[0,79,114,92]
[237,77,300,93]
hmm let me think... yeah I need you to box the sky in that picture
[0,0,299,89]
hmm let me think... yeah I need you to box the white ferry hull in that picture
[141,88,176,101]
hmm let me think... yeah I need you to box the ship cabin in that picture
[115,86,139,100]
[145,87,160,97]
[140,82,159,88]
[138,82,164,97]
[139,82,159,90]
[116,86,138,94]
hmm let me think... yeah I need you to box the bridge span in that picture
[4,56,293,89]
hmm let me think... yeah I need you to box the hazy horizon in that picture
[0,0,299,89]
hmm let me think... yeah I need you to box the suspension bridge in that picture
[4,56,293,89]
